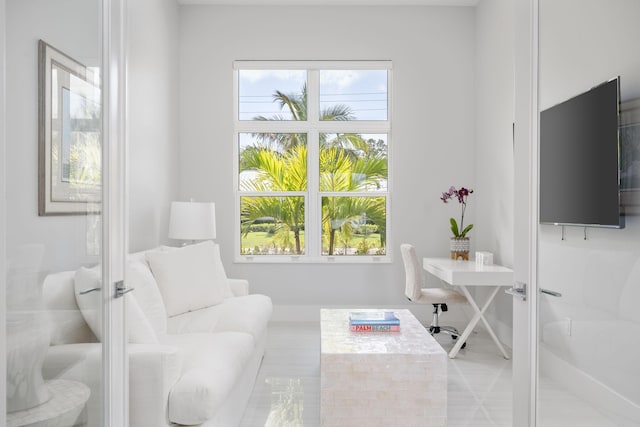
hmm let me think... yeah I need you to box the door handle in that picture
[115,280,134,298]
[540,288,562,297]
[505,281,527,301]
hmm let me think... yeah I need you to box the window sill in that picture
[234,255,391,264]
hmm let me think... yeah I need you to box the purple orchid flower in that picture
[440,186,474,238]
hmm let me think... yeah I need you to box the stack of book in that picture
[349,311,400,332]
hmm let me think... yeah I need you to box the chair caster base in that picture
[451,335,467,349]
[429,326,467,349]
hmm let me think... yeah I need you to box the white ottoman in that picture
[320,308,447,427]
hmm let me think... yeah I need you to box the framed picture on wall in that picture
[620,98,640,216]
[38,40,101,216]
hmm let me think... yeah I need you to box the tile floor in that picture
[240,322,620,426]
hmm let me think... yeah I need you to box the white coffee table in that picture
[320,308,447,427]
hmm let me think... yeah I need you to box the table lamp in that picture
[168,201,216,244]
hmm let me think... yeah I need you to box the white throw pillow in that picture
[74,266,159,344]
[125,260,168,335]
[126,293,160,343]
[211,243,234,299]
[145,241,231,317]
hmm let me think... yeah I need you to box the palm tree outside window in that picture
[235,63,390,261]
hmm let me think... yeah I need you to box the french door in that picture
[513,0,640,425]
[2,0,128,425]
[512,0,538,425]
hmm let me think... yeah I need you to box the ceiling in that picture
[178,0,478,6]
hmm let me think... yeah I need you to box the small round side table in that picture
[7,379,90,427]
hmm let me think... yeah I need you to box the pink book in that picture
[350,324,400,332]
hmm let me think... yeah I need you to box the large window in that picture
[234,61,391,262]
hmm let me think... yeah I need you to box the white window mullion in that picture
[232,70,242,260]
[317,121,390,134]
[307,70,321,257]
[307,69,320,123]
[239,191,307,198]
[307,132,320,258]
[236,120,311,133]
[233,69,239,123]
[233,130,241,259]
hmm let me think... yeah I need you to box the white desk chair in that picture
[400,243,467,346]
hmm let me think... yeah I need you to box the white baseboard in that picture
[540,345,640,425]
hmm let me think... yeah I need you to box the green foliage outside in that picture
[241,229,384,256]
[240,84,388,256]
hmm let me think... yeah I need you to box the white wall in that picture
[473,0,515,345]
[538,0,640,416]
[5,0,180,267]
[178,5,477,320]
[127,0,180,252]
[6,0,102,273]
[474,0,514,267]
[5,2,100,420]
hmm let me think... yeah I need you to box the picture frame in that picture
[38,40,101,216]
[620,98,640,216]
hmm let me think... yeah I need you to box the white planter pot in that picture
[450,237,470,260]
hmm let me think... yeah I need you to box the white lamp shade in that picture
[168,201,216,240]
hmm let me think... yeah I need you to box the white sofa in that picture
[41,241,272,426]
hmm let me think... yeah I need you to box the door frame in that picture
[513,0,539,425]
[0,0,7,421]
[102,0,129,424]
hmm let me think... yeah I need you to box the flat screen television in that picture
[539,77,624,228]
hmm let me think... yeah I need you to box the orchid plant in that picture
[440,186,474,238]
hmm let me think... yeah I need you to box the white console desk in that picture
[423,258,514,359]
